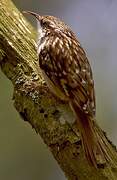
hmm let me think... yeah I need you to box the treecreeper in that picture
[23,11,117,169]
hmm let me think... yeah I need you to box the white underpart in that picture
[37,20,46,54]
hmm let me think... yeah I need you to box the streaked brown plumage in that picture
[23,11,116,168]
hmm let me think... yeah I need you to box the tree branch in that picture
[0,0,117,179]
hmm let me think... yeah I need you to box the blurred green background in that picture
[0,0,117,179]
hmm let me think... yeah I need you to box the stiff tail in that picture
[71,102,117,168]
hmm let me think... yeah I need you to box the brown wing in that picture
[39,33,96,117]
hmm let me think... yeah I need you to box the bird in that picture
[23,11,116,168]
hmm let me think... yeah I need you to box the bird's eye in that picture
[42,21,46,26]
[41,19,50,27]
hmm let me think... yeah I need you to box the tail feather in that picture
[71,101,117,168]
[94,123,117,166]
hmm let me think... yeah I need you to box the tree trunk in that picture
[0,0,117,179]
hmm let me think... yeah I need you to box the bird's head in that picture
[23,11,70,35]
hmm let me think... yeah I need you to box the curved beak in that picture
[22,11,42,20]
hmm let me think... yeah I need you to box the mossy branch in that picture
[0,0,117,179]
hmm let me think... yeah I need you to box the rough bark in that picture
[0,0,117,179]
